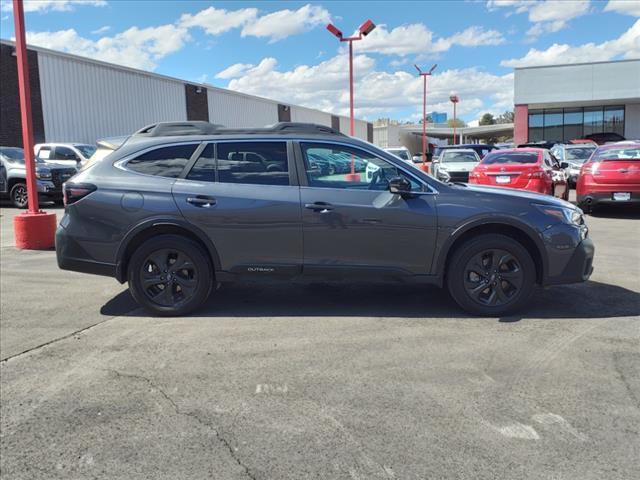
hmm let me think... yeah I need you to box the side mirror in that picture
[388,176,412,195]
[432,157,439,163]
[560,161,569,169]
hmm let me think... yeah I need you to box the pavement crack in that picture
[104,368,257,480]
[0,316,122,363]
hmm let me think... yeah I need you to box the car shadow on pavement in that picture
[587,205,640,220]
[101,279,639,322]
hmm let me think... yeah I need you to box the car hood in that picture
[459,183,575,208]
[438,162,478,172]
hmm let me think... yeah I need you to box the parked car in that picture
[432,149,481,183]
[0,146,78,208]
[34,143,96,167]
[384,147,412,163]
[551,143,597,187]
[469,148,568,200]
[57,121,594,317]
[433,143,498,161]
[583,132,625,145]
[576,142,640,212]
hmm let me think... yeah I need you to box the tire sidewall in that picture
[10,183,28,209]
[447,234,536,316]
[128,234,213,316]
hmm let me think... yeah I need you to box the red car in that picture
[577,142,640,212]
[468,148,568,199]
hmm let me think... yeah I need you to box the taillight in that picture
[527,170,543,179]
[63,183,96,206]
[582,162,600,175]
[469,171,483,179]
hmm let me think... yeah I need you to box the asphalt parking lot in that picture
[1,199,639,480]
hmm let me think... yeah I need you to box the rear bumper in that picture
[545,238,595,285]
[577,191,640,206]
[56,223,116,278]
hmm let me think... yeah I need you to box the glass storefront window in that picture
[584,107,604,136]
[528,110,543,142]
[544,109,563,143]
[563,109,583,142]
[604,106,624,136]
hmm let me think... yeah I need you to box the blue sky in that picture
[1,0,638,123]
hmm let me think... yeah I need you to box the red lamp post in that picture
[449,94,460,145]
[415,63,437,172]
[327,19,376,181]
[12,0,57,249]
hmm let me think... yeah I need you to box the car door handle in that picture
[304,202,334,213]
[187,195,216,208]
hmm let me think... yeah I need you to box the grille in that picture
[51,169,76,189]
[448,171,469,183]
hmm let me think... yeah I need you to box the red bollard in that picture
[14,211,57,249]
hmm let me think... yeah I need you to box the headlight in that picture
[36,169,51,180]
[437,170,451,182]
[534,204,583,225]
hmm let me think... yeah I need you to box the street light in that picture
[415,63,437,172]
[449,94,460,145]
[326,18,376,181]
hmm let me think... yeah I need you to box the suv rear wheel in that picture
[446,234,535,316]
[10,182,28,209]
[128,234,213,316]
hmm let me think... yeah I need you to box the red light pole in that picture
[449,94,460,145]
[415,63,437,172]
[327,19,375,181]
[12,0,57,249]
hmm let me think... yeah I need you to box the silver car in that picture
[551,144,596,187]
[432,149,481,183]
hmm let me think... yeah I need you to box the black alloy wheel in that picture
[128,234,213,316]
[140,249,198,308]
[463,249,524,307]
[447,234,535,316]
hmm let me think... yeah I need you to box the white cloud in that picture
[603,0,640,17]
[26,24,190,70]
[501,19,640,67]
[179,6,257,36]
[355,23,505,56]
[1,0,106,13]
[241,4,331,42]
[215,62,255,79]
[179,3,329,42]
[221,53,512,121]
[91,25,110,34]
[487,0,591,38]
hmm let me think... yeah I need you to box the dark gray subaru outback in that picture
[56,122,594,316]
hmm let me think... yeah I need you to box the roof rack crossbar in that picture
[132,121,345,137]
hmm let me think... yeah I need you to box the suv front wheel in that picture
[447,234,536,316]
[128,234,213,316]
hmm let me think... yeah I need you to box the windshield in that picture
[441,151,478,163]
[387,149,410,160]
[481,152,539,165]
[565,147,595,162]
[75,145,96,158]
[594,147,640,162]
[0,147,25,161]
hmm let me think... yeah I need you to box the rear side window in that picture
[127,144,197,178]
[481,152,540,165]
[217,142,289,185]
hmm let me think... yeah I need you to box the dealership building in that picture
[513,59,640,144]
[0,40,373,148]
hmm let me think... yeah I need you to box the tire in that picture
[10,182,28,209]
[446,234,536,316]
[128,234,213,316]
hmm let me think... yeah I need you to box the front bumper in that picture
[37,180,62,198]
[545,238,594,285]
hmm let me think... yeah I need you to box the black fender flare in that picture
[434,215,548,283]
[114,217,221,282]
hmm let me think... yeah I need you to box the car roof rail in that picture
[134,121,224,137]
[133,121,345,137]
